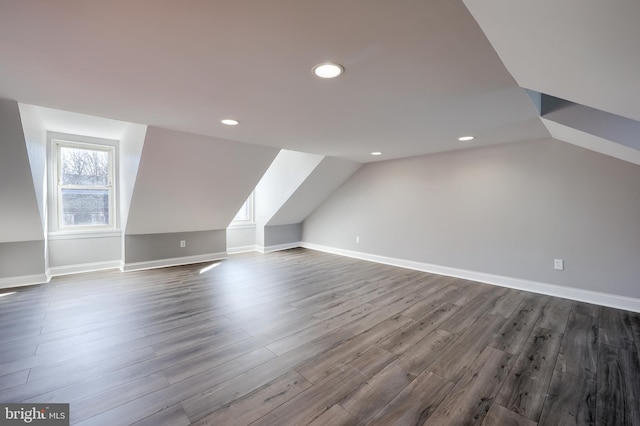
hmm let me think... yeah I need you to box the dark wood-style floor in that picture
[1,248,639,425]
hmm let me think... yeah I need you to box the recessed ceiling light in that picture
[458,136,474,141]
[313,63,344,79]
[371,151,382,156]
[221,119,239,126]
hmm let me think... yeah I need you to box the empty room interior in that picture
[1,1,640,425]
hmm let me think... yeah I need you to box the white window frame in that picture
[229,192,255,228]
[48,133,119,236]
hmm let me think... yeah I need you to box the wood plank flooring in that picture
[1,248,639,425]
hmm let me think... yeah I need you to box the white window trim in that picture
[48,132,120,236]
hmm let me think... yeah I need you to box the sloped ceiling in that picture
[126,127,278,234]
[0,0,548,163]
[252,150,361,227]
[463,0,640,122]
[2,2,637,165]
[17,103,47,227]
[254,150,324,226]
[0,99,43,242]
[541,95,640,151]
[268,157,362,226]
[542,118,640,167]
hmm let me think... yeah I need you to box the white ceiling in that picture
[542,118,640,167]
[463,0,640,123]
[0,0,550,163]
[28,105,132,141]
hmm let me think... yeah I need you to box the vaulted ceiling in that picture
[463,0,640,123]
[0,1,637,163]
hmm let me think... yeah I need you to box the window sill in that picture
[48,230,122,240]
[227,222,256,230]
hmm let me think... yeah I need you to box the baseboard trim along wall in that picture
[49,260,123,277]
[228,242,302,255]
[300,242,640,313]
[0,273,50,290]
[227,245,257,255]
[256,242,302,254]
[122,252,228,272]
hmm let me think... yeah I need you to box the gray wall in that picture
[227,226,256,251]
[49,236,121,268]
[303,138,640,299]
[264,224,302,248]
[124,230,226,264]
[0,241,45,278]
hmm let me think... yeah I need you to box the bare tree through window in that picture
[58,144,113,227]
[61,147,109,185]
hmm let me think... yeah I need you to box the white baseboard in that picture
[49,260,123,277]
[0,273,50,290]
[300,242,640,313]
[227,245,258,255]
[228,242,303,254]
[122,252,228,272]
[257,242,302,254]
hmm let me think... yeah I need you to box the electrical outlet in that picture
[356,236,360,244]
[180,240,186,248]
[554,259,564,270]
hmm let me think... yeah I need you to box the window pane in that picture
[61,188,110,226]
[61,146,109,186]
[233,201,250,221]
